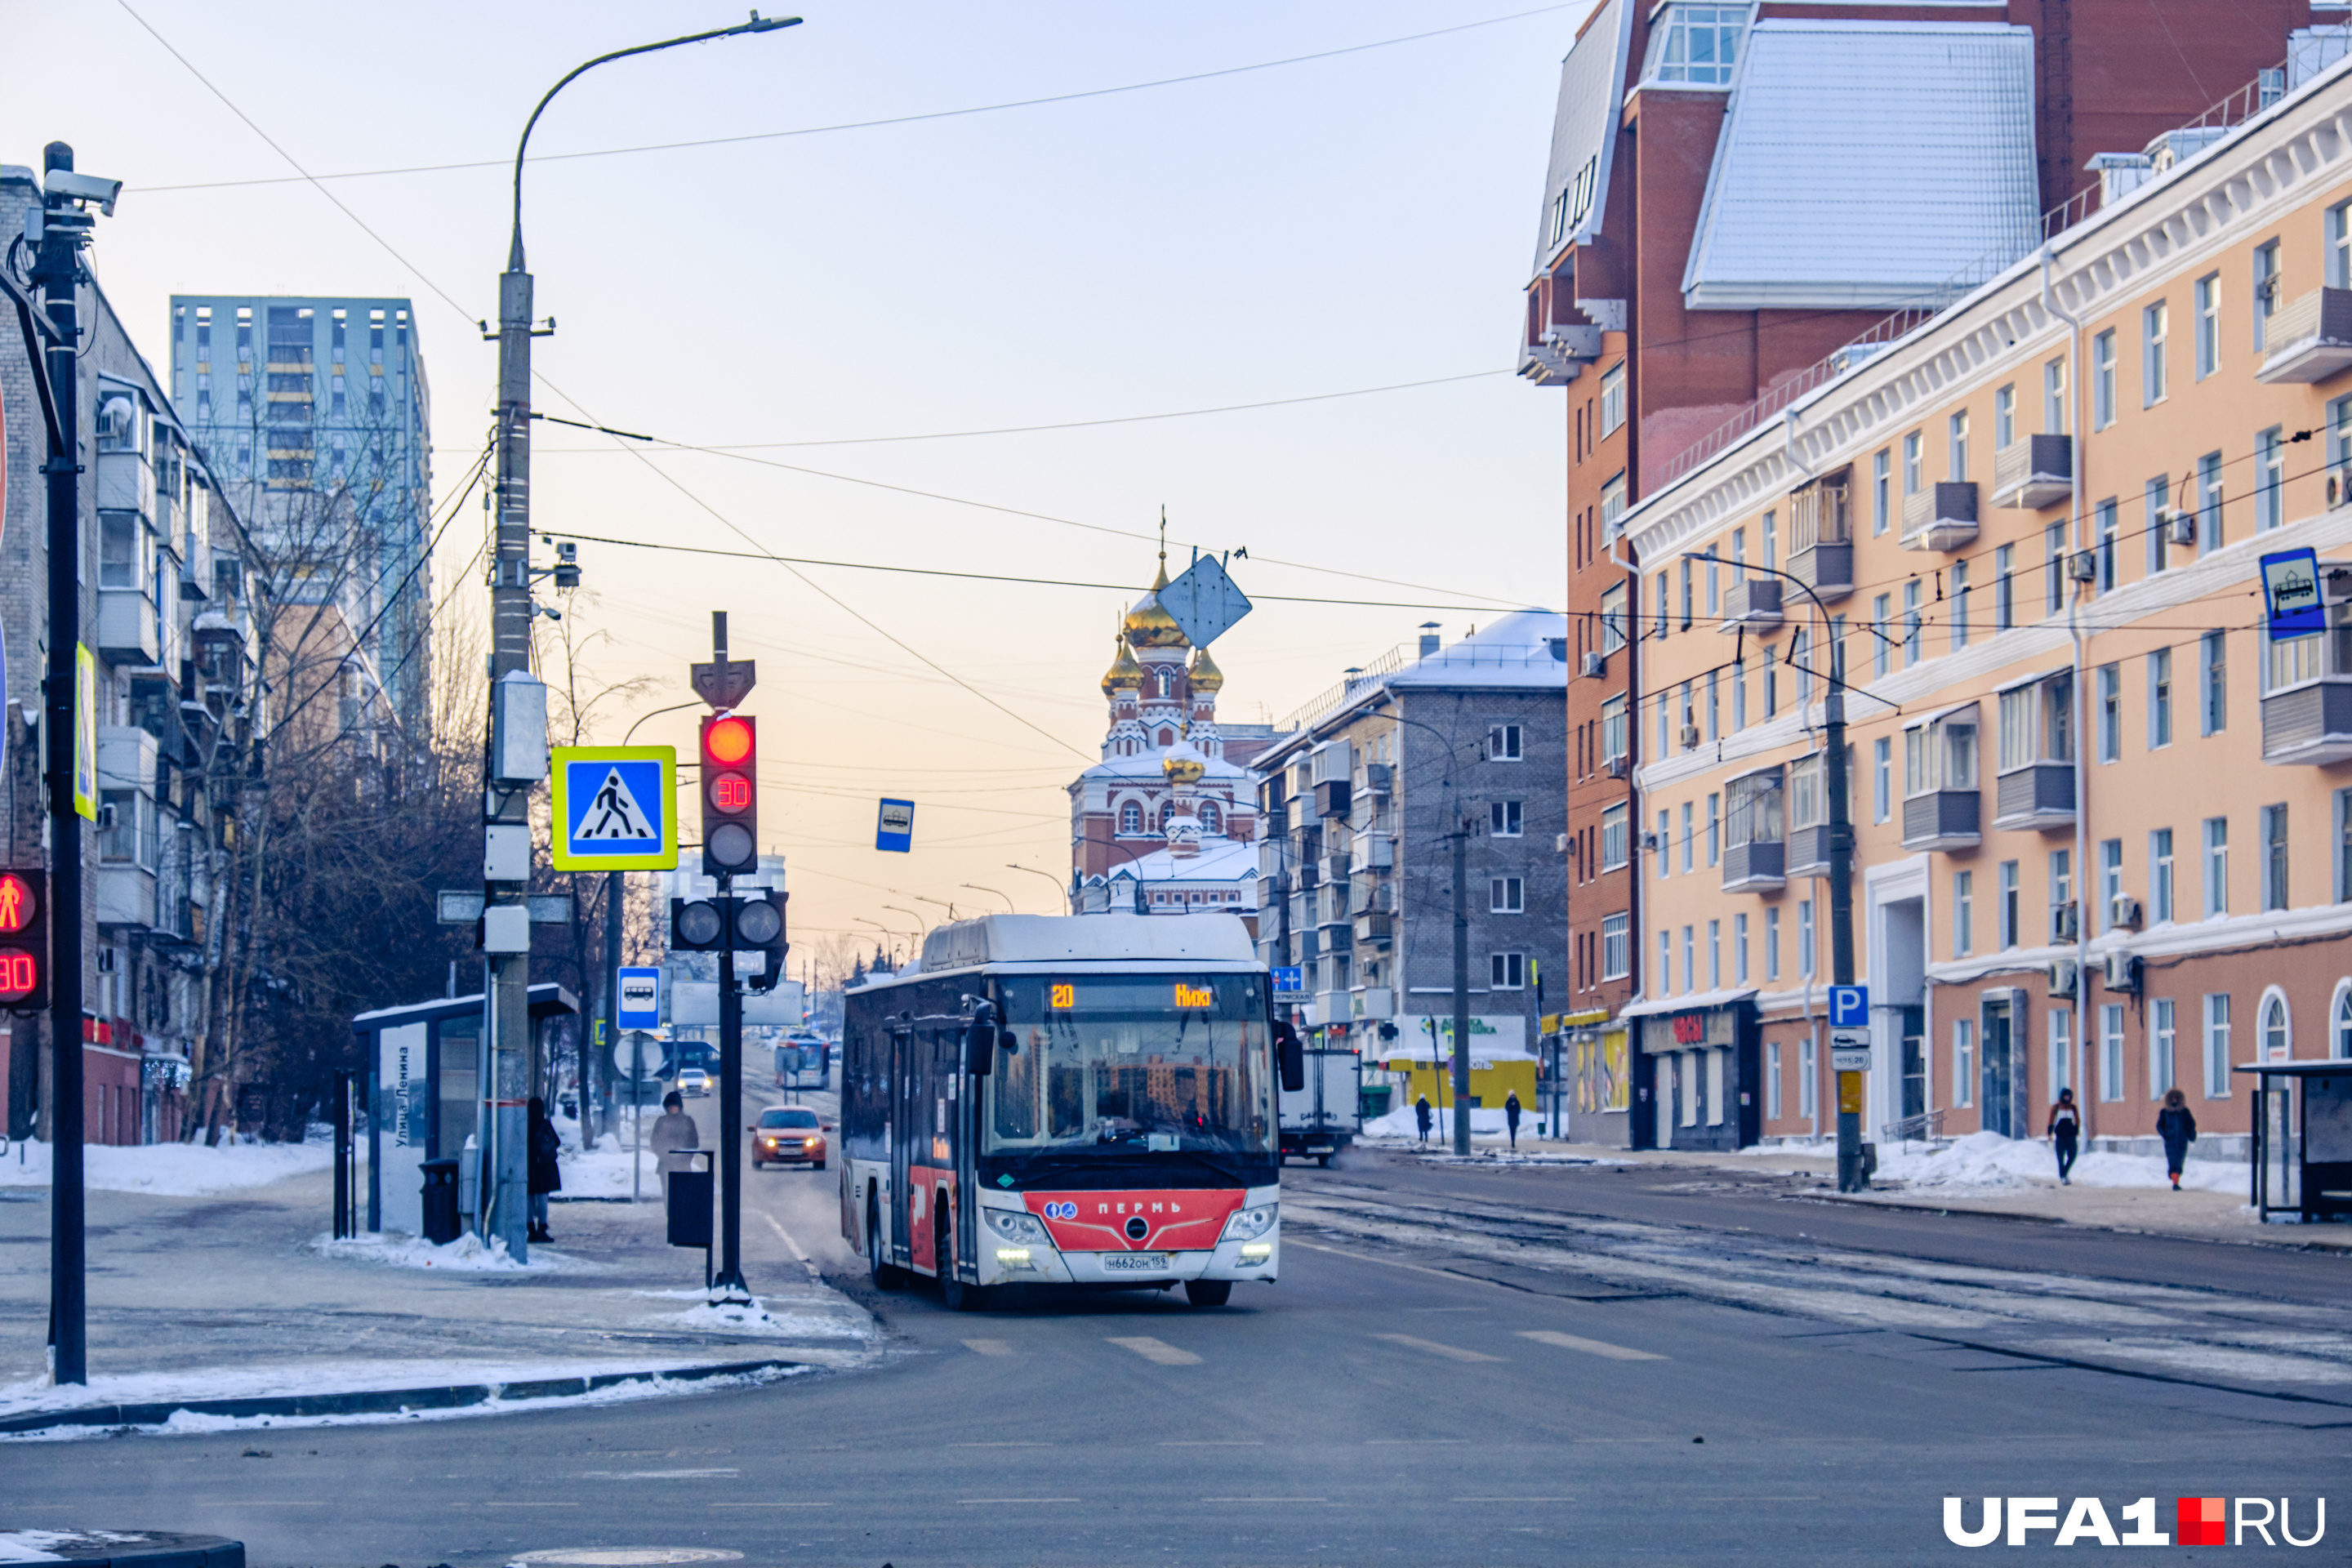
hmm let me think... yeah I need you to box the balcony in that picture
[1316,778,1352,819]
[1786,476,1853,601]
[1717,577,1783,635]
[1991,434,2074,510]
[2257,287,2352,384]
[1354,987,1396,1020]
[1787,539,1852,601]
[96,588,159,666]
[1993,762,2076,830]
[96,452,154,518]
[97,863,156,929]
[1900,483,1979,552]
[2261,677,2352,765]
[1354,911,1394,945]
[1721,839,1784,893]
[1786,823,1832,879]
[1901,790,1981,851]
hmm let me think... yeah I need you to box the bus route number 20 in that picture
[1049,982,1076,1009]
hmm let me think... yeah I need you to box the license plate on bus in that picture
[1101,1252,1168,1272]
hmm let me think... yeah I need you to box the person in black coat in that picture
[2156,1088,2198,1191]
[527,1095,563,1242]
[1504,1089,1524,1150]
[2047,1088,2082,1184]
[1414,1094,1433,1144]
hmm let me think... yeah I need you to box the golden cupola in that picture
[1187,645,1223,693]
[1121,557,1189,649]
[1160,745,1207,786]
[1100,636,1143,696]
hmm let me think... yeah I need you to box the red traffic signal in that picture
[0,870,47,1010]
[699,714,759,877]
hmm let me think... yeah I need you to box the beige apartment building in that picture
[1617,47,2352,1157]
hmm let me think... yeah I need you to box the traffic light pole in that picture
[714,924,746,1298]
[1451,817,1472,1157]
[35,143,89,1387]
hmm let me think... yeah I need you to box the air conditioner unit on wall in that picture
[2167,510,2197,548]
[2051,902,2079,942]
[1680,724,1700,751]
[2048,959,2078,1000]
[2105,951,2141,992]
[2068,550,2099,582]
[1606,755,1631,779]
[1580,652,1605,678]
[2110,893,2142,930]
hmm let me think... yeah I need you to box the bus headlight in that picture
[1239,1241,1273,1263]
[983,1208,1049,1245]
[994,1248,1035,1269]
[1219,1204,1277,1243]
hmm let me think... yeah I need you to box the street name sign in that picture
[617,965,662,1030]
[876,798,915,853]
[1158,553,1253,649]
[551,746,678,871]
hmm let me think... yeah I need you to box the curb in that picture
[0,1532,243,1568]
[0,1356,805,1438]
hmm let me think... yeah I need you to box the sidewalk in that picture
[1355,1130,2352,1251]
[0,1133,876,1437]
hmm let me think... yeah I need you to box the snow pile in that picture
[307,1230,577,1272]
[635,1291,875,1341]
[1873,1130,2242,1193]
[0,1137,336,1196]
[0,1530,156,1561]
[552,1139,658,1200]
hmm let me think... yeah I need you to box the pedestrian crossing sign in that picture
[550,746,678,871]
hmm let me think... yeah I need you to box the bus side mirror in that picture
[967,1002,1008,1077]
[1276,1021,1306,1094]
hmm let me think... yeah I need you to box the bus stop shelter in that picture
[2236,1058,2352,1224]
[353,983,579,1236]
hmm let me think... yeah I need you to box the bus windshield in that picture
[984,974,1275,1159]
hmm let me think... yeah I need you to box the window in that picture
[1793,628,1812,706]
[2256,426,2284,532]
[1486,724,1522,761]
[2046,523,2067,616]
[99,514,141,589]
[2149,648,2172,748]
[2096,501,2118,593]
[2204,994,2232,1098]
[1656,688,1670,760]
[1598,362,1625,436]
[1600,802,1628,870]
[1873,450,1891,535]
[1491,952,1526,991]
[1766,906,1782,981]
[2256,241,2280,351]
[1708,920,1722,989]
[1953,1019,1976,1107]
[1490,876,1524,914]
[1601,470,1628,540]
[2143,301,2168,406]
[1798,898,1816,977]
[1998,861,2020,949]
[1904,707,1977,798]
[1762,510,1775,572]
[2145,474,2171,576]
[1659,929,1673,989]
[1707,668,1720,740]
[2044,356,2067,434]
[2101,1004,2126,1102]
[1953,871,1974,957]
[2098,664,2122,762]
[2100,838,2123,933]
[2261,992,2290,1062]
[2198,451,2223,555]
[1949,563,1971,651]
[1119,802,1143,834]
[1872,593,1891,678]
[1601,583,1628,653]
[1726,768,1784,853]
[1600,693,1627,763]
[1680,559,1693,629]
[1994,543,2014,631]
[1655,571,1669,639]
[1903,431,1922,494]
[1199,800,1221,835]
[2195,272,2221,379]
[2093,330,2116,427]
[1682,925,1695,994]
[1642,2,1748,85]
[1732,654,1748,729]
[2201,630,2227,735]
[1766,1040,1780,1118]
[1873,737,1891,823]
[1994,384,2015,448]
[2263,804,2289,911]
[1656,808,1670,880]
[2336,985,2352,1060]
[2151,998,2177,1097]
[2050,849,2073,940]
[1800,1035,1817,1118]
[2204,817,2230,918]
[1488,800,1523,839]
[1705,792,1720,866]
[2152,827,2176,924]
[1904,578,1922,666]
[1681,801,1694,873]
[2051,1008,2076,1100]
[1601,912,1629,979]
[1735,912,1750,985]
[1949,410,1969,483]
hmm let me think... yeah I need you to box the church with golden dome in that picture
[1067,550,1283,917]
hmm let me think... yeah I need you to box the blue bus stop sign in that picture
[617,966,662,1030]
[876,798,915,853]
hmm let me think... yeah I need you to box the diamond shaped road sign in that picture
[1158,554,1252,649]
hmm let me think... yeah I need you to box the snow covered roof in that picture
[1530,0,1633,274]
[1094,837,1259,885]
[1386,609,1570,691]
[920,913,1256,971]
[1681,21,2039,310]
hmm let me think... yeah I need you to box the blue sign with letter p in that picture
[1829,985,1868,1028]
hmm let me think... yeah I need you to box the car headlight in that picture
[1220,1203,1277,1242]
[983,1208,1049,1245]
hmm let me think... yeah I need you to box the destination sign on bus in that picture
[1049,979,1220,1009]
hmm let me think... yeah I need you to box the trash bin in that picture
[421,1157,461,1245]
[666,1164,713,1250]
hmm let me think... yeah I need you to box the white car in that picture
[676,1067,711,1098]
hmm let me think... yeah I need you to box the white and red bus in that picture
[840,914,1298,1309]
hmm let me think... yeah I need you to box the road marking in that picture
[957,1498,1080,1505]
[962,1338,1016,1356]
[1204,1497,1327,1503]
[1160,1440,1263,1446]
[1365,1439,1468,1446]
[758,1208,824,1281]
[449,1502,580,1509]
[577,1468,742,1479]
[949,1441,1052,1447]
[1108,1335,1203,1365]
[1456,1497,1577,1503]
[1517,1329,1665,1362]
[711,1502,832,1509]
[1372,1333,1504,1364]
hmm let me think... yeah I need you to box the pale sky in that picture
[6,0,1578,958]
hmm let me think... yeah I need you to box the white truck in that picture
[1278,1044,1362,1165]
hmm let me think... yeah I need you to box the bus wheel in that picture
[939,1211,986,1312]
[869,1196,903,1290]
[1184,1278,1233,1308]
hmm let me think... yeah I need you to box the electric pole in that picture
[1826,635,1863,1192]
[1451,816,1472,1156]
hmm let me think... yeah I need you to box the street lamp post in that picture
[961,884,1017,914]
[1005,862,1071,912]
[488,15,798,1250]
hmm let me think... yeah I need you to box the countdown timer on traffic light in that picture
[0,869,49,1009]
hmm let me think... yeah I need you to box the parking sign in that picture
[1829,985,1868,1029]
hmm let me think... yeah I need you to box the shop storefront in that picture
[1631,995,1761,1152]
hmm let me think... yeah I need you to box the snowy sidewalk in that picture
[0,1131,876,1438]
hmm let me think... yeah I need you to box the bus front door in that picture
[889,1026,913,1271]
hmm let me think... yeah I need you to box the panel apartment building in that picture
[1621,45,2352,1160]
[168,294,432,737]
[1521,0,2332,1145]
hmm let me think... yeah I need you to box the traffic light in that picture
[737,889,786,992]
[0,870,48,1011]
[670,896,728,952]
[699,713,758,878]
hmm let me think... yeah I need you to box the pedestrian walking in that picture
[650,1090,701,1197]
[1414,1093,1432,1145]
[527,1095,563,1242]
[1504,1089,1523,1151]
[2156,1088,2198,1191]
[2047,1087,2081,1185]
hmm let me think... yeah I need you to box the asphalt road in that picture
[7,1107,2348,1566]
